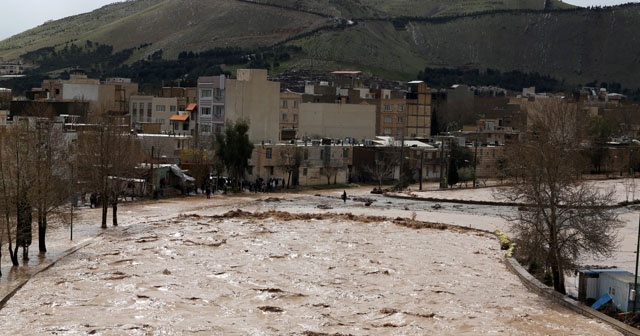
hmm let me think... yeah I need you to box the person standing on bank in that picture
[342,190,347,203]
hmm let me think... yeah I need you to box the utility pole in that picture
[473,129,479,188]
[419,149,424,191]
[634,214,640,313]
[399,133,405,185]
[439,136,449,189]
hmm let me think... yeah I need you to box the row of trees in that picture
[0,105,145,275]
[0,107,252,274]
[0,106,74,271]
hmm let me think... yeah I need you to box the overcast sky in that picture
[0,0,638,41]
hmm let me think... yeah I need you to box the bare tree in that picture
[0,126,21,268]
[502,99,621,294]
[364,150,397,190]
[181,147,214,194]
[321,166,338,185]
[0,120,38,263]
[280,146,300,188]
[31,118,72,254]
[77,113,141,228]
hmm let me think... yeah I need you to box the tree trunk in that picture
[38,211,47,254]
[112,199,118,227]
[5,217,19,266]
[13,244,19,265]
[101,197,108,229]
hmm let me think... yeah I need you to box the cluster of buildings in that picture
[1,67,638,189]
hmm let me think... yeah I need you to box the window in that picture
[201,107,211,115]
[156,105,166,112]
[200,124,211,133]
[201,89,212,98]
[214,88,223,98]
[303,150,308,160]
[147,103,152,113]
[303,168,308,176]
[282,100,288,108]
[397,128,403,136]
[384,104,392,111]
[397,115,404,123]
[132,102,138,113]
[398,104,405,112]
[170,105,177,112]
[343,148,349,158]
[384,128,392,135]
[293,114,299,122]
[384,116,392,123]
[214,106,223,118]
[266,148,272,159]
[293,100,299,108]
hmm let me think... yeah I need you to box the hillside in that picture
[284,6,640,88]
[2,0,640,92]
[0,0,328,60]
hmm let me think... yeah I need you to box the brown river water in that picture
[0,186,621,335]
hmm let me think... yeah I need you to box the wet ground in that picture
[0,184,625,335]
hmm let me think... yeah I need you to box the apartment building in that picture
[248,142,353,187]
[196,75,226,138]
[161,86,197,111]
[0,61,23,75]
[406,80,431,138]
[225,69,280,143]
[378,94,407,138]
[41,69,138,116]
[279,90,302,141]
[129,96,179,134]
[298,102,376,141]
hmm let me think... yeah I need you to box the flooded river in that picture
[0,187,622,335]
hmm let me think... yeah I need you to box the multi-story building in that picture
[41,69,138,117]
[376,91,407,138]
[129,95,179,133]
[300,74,409,140]
[279,90,302,141]
[196,76,226,139]
[406,80,431,139]
[161,86,197,111]
[0,61,23,75]
[248,142,353,187]
[225,69,280,143]
[298,102,376,141]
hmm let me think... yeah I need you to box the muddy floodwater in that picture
[0,187,622,335]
